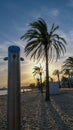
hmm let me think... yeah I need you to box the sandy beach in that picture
[0,89,73,130]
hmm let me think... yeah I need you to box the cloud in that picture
[48,28,73,71]
[54,29,73,62]
[50,8,59,17]
[67,0,73,7]
[31,6,60,19]
[0,39,26,55]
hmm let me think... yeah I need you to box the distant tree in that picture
[20,18,67,101]
[62,57,73,70]
[61,76,68,88]
[62,57,73,87]
[29,83,35,89]
[53,69,61,88]
[36,78,40,89]
[33,65,43,92]
[61,76,68,82]
[61,68,70,78]
[49,76,53,82]
[61,68,71,87]
[70,71,73,77]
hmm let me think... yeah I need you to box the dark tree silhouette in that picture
[33,65,43,92]
[20,18,67,101]
[53,69,61,88]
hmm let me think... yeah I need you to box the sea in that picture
[0,90,8,95]
[0,89,32,95]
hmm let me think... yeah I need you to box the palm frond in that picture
[21,18,67,62]
[50,24,59,36]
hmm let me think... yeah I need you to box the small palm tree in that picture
[70,71,73,77]
[62,57,73,87]
[49,76,53,82]
[62,57,73,70]
[36,78,40,89]
[61,76,68,88]
[20,18,67,101]
[61,68,70,78]
[61,68,71,87]
[53,69,61,88]
[33,65,43,92]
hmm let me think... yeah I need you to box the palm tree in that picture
[20,18,67,101]
[61,76,68,88]
[36,78,40,89]
[53,69,61,88]
[61,68,70,78]
[62,57,73,87]
[62,57,73,70]
[33,65,43,92]
[61,68,71,87]
[49,76,53,82]
[70,71,73,78]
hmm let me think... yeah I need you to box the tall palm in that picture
[20,18,67,101]
[53,69,61,88]
[33,65,43,92]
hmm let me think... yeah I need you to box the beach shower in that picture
[4,45,24,130]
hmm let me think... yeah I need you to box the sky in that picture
[0,0,73,87]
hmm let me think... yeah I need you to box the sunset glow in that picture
[0,0,73,88]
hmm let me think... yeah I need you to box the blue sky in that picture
[0,0,73,87]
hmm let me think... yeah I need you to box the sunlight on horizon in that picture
[0,58,60,88]
[20,61,57,85]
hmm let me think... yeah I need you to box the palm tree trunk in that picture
[58,74,61,88]
[40,73,43,93]
[45,47,50,101]
[68,74,71,88]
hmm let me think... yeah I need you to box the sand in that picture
[0,89,73,130]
